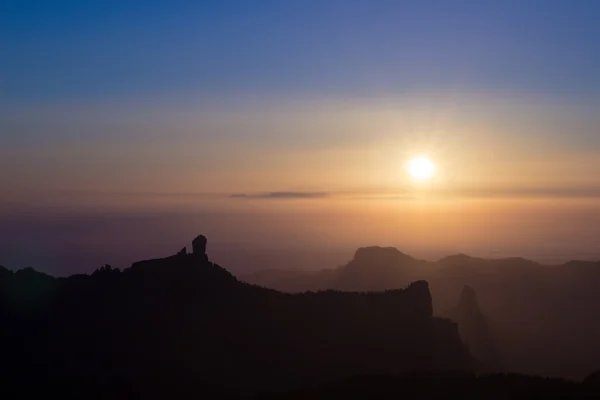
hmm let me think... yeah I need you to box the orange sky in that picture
[2,92,600,267]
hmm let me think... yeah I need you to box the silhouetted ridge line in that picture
[350,246,417,268]
[0,235,473,398]
[439,253,485,266]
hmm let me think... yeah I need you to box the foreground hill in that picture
[242,247,600,379]
[0,236,471,399]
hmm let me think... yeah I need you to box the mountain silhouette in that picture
[0,235,472,399]
[334,246,427,292]
[243,245,600,379]
[441,286,503,372]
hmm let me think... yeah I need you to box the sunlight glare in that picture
[408,157,436,181]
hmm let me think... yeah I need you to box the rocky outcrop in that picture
[457,286,479,313]
[352,246,415,266]
[403,280,434,318]
[192,234,208,263]
[192,235,207,255]
[335,246,422,292]
[442,286,502,372]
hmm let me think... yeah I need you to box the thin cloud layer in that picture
[231,192,330,199]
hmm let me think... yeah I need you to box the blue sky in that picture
[3,0,600,104]
[2,0,600,200]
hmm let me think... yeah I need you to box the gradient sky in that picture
[2,1,600,273]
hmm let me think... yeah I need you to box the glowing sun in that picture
[407,156,436,181]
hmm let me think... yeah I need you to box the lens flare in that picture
[408,157,435,181]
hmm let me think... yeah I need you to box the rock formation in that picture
[192,234,208,262]
[352,246,415,266]
[442,286,502,372]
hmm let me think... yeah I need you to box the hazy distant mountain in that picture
[334,246,427,292]
[242,246,600,379]
[0,236,471,399]
[441,286,503,372]
[438,253,485,266]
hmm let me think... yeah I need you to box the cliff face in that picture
[335,246,425,292]
[0,237,472,397]
[442,286,502,372]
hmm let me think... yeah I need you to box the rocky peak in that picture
[404,280,434,317]
[442,285,502,372]
[458,285,480,313]
[192,235,209,264]
[406,280,430,295]
[192,235,207,256]
[352,246,414,266]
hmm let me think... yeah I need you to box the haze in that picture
[2,1,600,275]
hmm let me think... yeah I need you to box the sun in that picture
[407,156,436,181]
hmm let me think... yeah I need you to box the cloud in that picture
[230,185,600,201]
[449,185,600,199]
[231,191,330,199]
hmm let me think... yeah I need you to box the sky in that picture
[2,1,600,274]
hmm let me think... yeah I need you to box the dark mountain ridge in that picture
[0,236,472,399]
